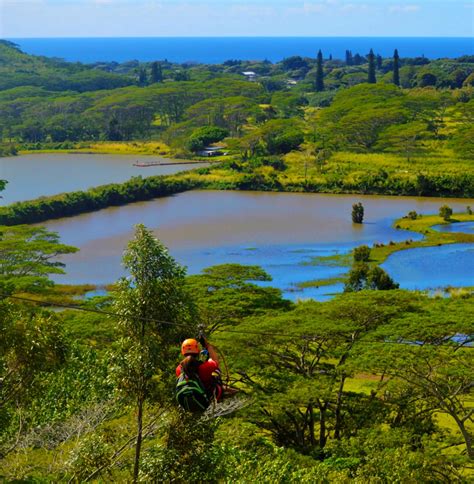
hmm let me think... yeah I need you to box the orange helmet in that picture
[181,338,200,356]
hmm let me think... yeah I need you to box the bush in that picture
[439,205,453,221]
[352,203,364,223]
[187,126,229,152]
[344,263,399,292]
[406,211,418,220]
[353,245,371,262]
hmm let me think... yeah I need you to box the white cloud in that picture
[287,3,327,14]
[339,3,370,13]
[388,4,421,13]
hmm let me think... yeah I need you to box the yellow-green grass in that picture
[20,141,173,156]
[283,149,474,182]
[369,212,474,266]
[295,276,346,289]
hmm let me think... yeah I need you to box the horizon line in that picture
[5,35,474,40]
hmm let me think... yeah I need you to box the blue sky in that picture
[1,0,473,38]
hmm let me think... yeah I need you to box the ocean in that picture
[7,37,474,64]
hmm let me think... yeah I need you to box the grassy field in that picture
[20,141,173,156]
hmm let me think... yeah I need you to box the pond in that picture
[0,153,208,204]
[40,190,474,300]
[432,221,474,235]
[381,243,474,291]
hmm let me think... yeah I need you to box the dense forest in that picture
[0,39,473,481]
[0,40,473,199]
[0,221,473,481]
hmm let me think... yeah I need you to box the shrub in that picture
[187,126,229,152]
[439,205,453,221]
[352,202,364,223]
[353,245,371,262]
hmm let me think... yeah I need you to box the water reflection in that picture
[39,190,474,300]
[0,153,208,204]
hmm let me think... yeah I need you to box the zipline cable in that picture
[1,293,473,348]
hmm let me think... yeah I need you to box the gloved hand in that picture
[198,334,207,347]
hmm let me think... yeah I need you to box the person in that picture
[176,337,224,404]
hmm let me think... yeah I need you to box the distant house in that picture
[196,146,227,157]
[242,71,258,81]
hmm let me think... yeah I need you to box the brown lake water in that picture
[0,153,208,204]
[40,190,474,300]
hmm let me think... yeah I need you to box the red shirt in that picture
[176,359,219,392]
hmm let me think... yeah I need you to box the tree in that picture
[352,202,364,223]
[353,245,371,262]
[376,121,427,162]
[393,49,400,86]
[187,126,229,152]
[418,72,437,87]
[439,205,453,221]
[150,62,163,83]
[367,49,376,84]
[0,302,67,452]
[345,50,353,66]
[315,50,324,92]
[367,336,474,460]
[376,54,383,70]
[0,225,77,293]
[186,264,292,328]
[281,56,309,72]
[344,263,399,292]
[110,225,195,482]
[137,67,148,86]
[353,53,364,66]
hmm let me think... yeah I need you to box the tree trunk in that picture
[334,375,346,440]
[133,397,144,483]
[307,402,315,447]
[317,401,328,449]
[451,413,473,460]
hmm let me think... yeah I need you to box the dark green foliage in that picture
[352,202,364,223]
[0,225,77,292]
[367,49,376,84]
[439,204,453,221]
[281,56,309,72]
[344,263,399,292]
[259,119,304,155]
[315,50,324,92]
[419,72,437,87]
[353,245,371,262]
[0,176,200,225]
[345,50,353,66]
[406,210,418,220]
[150,62,163,83]
[0,41,133,92]
[393,49,400,86]
[187,264,292,327]
[376,54,383,70]
[187,126,229,152]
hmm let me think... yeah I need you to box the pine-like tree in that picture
[354,53,364,65]
[345,50,353,66]
[137,67,148,86]
[393,49,400,86]
[315,49,325,92]
[376,54,383,70]
[367,49,376,84]
[150,61,163,83]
